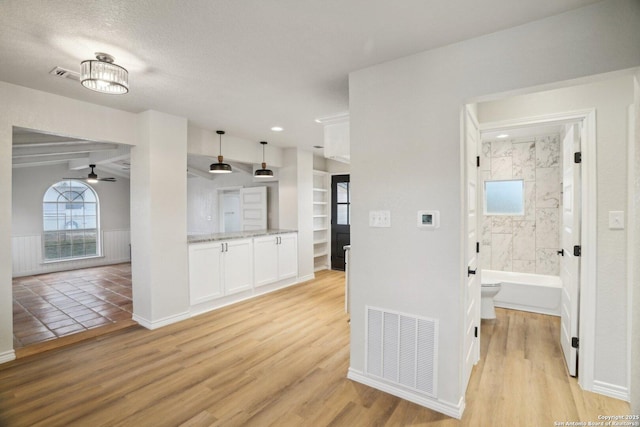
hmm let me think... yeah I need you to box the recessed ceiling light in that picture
[496,134,509,139]
[271,126,283,132]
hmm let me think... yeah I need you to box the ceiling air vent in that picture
[49,66,80,81]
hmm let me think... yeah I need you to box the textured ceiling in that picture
[0,0,601,150]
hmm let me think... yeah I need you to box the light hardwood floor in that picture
[0,270,630,426]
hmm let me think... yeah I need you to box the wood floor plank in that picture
[0,271,631,426]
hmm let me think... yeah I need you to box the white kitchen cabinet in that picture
[189,243,223,304]
[253,236,279,287]
[277,233,298,281]
[223,238,254,295]
[189,238,253,304]
[254,233,298,287]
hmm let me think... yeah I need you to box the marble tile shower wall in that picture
[481,134,561,276]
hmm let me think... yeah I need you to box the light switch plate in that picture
[609,211,624,230]
[369,210,391,228]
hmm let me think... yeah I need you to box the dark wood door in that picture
[331,174,350,271]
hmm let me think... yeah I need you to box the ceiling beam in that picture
[12,143,119,158]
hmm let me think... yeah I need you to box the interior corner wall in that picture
[296,150,314,280]
[477,76,634,393]
[131,110,189,327]
[348,0,640,414]
[279,148,314,281]
[0,123,12,359]
[631,71,640,414]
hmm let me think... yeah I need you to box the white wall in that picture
[348,0,640,416]
[478,76,634,394]
[631,71,640,414]
[188,124,283,167]
[313,154,350,174]
[12,163,130,234]
[11,162,131,276]
[279,148,314,281]
[131,110,189,329]
[187,173,279,234]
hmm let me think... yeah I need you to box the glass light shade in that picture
[81,56,129,95]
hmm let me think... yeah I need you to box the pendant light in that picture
[80,53,129,95]
[209,130,232,173]
[254,141,274,178]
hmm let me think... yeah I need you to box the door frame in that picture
[474,108,596,390]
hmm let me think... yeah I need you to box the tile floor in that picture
[12,263,132,349]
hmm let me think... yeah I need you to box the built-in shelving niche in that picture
[313,170,330,271]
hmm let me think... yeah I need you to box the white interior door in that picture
[463,106,481,391]
[560,123,581,377]
[241,186,267,231]
[220,190,241,232]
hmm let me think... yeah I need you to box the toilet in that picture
[481,281,502,319]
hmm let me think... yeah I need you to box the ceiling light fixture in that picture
[209,130,232,174]
[271,126,283,132]
[496,133,509,139]
[80,52,129,95]
[254,141,274,178]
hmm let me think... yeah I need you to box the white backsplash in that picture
[481,134,561,276]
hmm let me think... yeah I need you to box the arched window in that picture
[43,180,100,261]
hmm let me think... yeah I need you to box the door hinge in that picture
[574,152,582,164]
[476,242,480,253]
[571,337,579,349]
[476,156,480,168]
[573,245,581,257]
[474,326,478,338]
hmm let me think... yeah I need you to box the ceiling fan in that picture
[64,164,116,183]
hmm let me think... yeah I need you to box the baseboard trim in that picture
[297,273,315,283]
[132,311,190,330]
[347,368,465,419]
[494,302,560,317]
[0,349,16,364]
[592,380,630,402]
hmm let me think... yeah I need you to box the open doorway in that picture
[464,74,636,404]
[461,74,639,401]
[11,127,134,353]
[477,117,586,377]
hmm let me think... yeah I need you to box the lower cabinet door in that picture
[277,233,298,280]
[254,236,279,287]
[189,243,223,304]
[223,239,254,295]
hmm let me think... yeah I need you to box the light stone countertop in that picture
[187,229,297,244]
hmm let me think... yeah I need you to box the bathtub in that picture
[482,269,562,316]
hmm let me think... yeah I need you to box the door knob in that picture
[557,249,564,256]
[467,267,477,276]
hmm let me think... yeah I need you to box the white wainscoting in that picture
[11,229,131,277]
